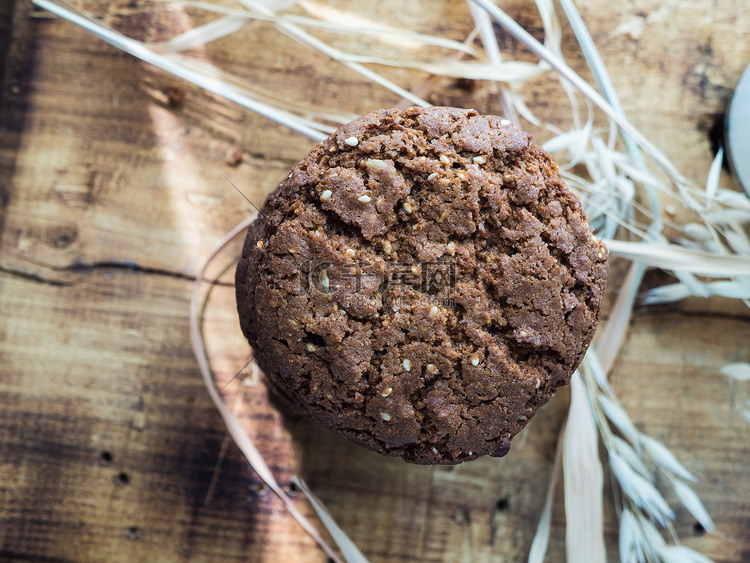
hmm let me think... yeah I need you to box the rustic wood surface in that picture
[1,0,749,561]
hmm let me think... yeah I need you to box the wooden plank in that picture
[1,0,749,561]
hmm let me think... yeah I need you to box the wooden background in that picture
[1,0,749,561]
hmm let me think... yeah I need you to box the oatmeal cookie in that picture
[235,107,608,464]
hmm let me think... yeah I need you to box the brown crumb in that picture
[166,85,186,107]
[226,148,244,167]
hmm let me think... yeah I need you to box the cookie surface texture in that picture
[235,107,608,464]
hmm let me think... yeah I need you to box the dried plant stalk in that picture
[189,215,351,563]
[563,372,606,562]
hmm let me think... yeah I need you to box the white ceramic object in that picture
[726,63,750,196]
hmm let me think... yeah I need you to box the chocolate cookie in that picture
[235,107,607,464]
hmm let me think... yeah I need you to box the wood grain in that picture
[1,0,749,561]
